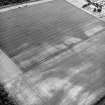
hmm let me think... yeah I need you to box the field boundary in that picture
[0,0,53,13]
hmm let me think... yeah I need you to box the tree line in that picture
[0,0,30,6]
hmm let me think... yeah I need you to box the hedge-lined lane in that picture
[0,0,32,6]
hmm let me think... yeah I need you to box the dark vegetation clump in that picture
[0,82,18,105]
[82,0,105,13]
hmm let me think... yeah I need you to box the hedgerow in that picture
[0,0,31,6]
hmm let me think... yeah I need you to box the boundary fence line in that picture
[0,0,53,13]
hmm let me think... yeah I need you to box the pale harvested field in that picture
[65,0,105,21]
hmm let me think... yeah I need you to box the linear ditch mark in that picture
[22,41,84,71]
